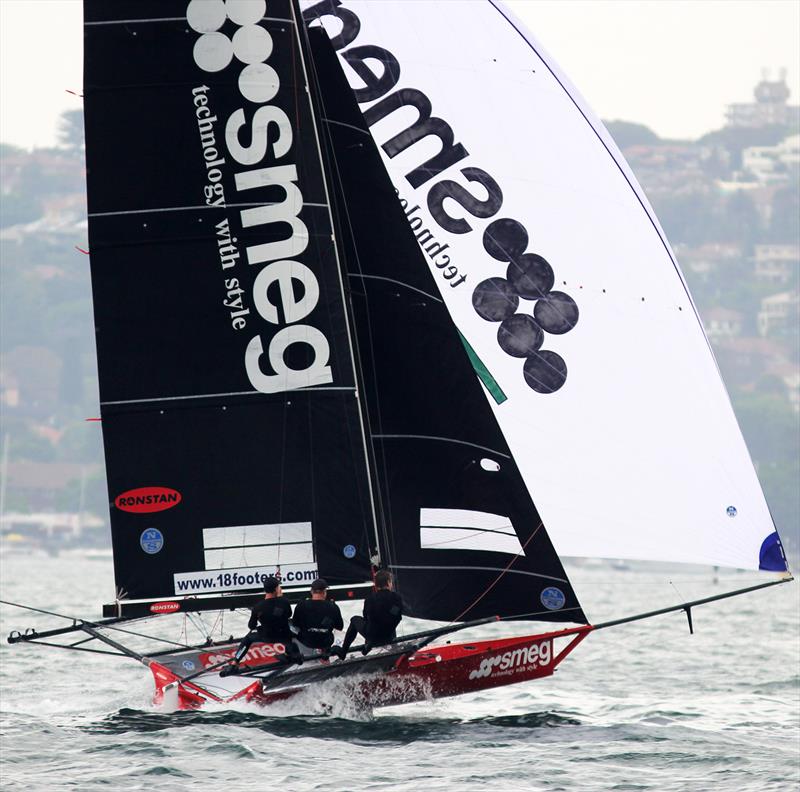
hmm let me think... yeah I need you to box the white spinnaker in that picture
[302,0,785,571]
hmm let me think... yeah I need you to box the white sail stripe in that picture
[204,540,311,550]
[348,274,443,303]
[420,508,515,533]
[421,527,525,555]
[373,434,511,459]
[84,16,294,26]
[389,564,568,585]
[420,525,517,538]
[88,202,327,218]
[100,387,356,406]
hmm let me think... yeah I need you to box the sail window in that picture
[202,522,313,569]
[420,508,524,555]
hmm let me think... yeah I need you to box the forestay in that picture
[302,0,788,573]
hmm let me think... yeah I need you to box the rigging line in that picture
[421,534,521,550]
[22,640,126,657]
[187,612,211,642]
[0,599,197,649]
[321,117,373,137]
[450,521,545,623]
[87,202,328,218]
[668,579,687,603]
[100,386,355,406]
[390,560,565,584]
[498,606,585,621]
[347,273,443,303]
[84,15,294,26]
[590,576,794,631]
[373,434,511,459]
[420,524,518,540]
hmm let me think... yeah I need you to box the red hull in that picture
[149,626,591,711]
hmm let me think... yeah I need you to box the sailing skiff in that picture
[5,0,792,711]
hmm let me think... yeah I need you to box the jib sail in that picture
[303,0,788,574]
[84,0,379,602]
[305,26,585,623]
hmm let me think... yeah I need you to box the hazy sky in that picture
[1,0,798,149]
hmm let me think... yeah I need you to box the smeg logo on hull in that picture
[115,486,182,514]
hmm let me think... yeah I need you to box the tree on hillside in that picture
[698,125,792,170]
[768,184,800,245]
[604,120,661,149]
[58,109,85,155]
[719,191,761,253]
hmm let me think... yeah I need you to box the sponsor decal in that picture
[174,563,318,594]
[186,0,334,393]
[200,642,285,669]
[727,505,737,517]
[182,659,196,671]
[150,601,181,614]
[303,0,577,394]
[468,639,552,680]
[343,544,356,559]
[540,586,566,610]
[140,528,165,554]
[115,486,182,514]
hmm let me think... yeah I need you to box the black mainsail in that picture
[84,0,379,607]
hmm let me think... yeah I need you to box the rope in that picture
[451,521,543,623]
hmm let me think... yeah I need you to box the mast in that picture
[290,0,384,565]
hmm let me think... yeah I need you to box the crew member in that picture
[227,576,299,670]
[333,569,403,658]
[291,578,343,651]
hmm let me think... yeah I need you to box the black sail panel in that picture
[84,0,375,600]
[306,27,585,624]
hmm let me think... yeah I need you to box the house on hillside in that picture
[704,307,744,341]
[713,336,789,388]
[3,462,102,512]
[676,243,742,281]
[623,143,711,197]
[764,360,800,412]
[758,291,800,336]
[742,135,800,183]
[725,71,800,129]
[754,244,799,285]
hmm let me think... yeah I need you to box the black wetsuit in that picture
[234,596,298,663]
[341,589,403,654]
[248,596,293,643]
[292,598,344,649]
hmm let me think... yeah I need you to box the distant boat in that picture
[5,0,792,710]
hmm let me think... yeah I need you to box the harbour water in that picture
[1,554,798,791]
